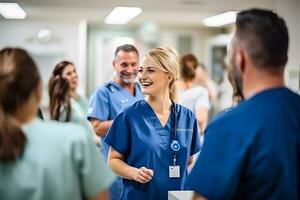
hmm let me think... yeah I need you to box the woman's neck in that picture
[147,94,172,115]
[181,79,196,90]
[70,90,78,99]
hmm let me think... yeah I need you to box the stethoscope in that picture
[170,101,181,165]
[106,82,129,104]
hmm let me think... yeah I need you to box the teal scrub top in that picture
[59,94,91,131]
[59,94,100,145]
[0,119,115,200]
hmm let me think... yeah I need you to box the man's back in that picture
[187,87,300,199]
[232,87,300,199]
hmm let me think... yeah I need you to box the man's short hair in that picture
[114,44,139,59]
[235,8,289,69]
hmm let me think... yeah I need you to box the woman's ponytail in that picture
[0,47,40,163]
[0,105,26,162]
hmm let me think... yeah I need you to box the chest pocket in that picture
[175,128,193,149]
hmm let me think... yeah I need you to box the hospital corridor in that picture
[0,0,300,200]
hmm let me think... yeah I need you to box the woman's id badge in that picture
[169,166,180,178]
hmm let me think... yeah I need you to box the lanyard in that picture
[170,101,180,165]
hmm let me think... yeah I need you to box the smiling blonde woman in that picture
[105,46,201,200]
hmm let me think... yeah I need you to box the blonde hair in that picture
[145,46,180,101]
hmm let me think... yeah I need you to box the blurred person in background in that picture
[196,63,218,106]
[49,61,100,145]
[179,53,210,134]
[194,62,219,120]
[0,47,115,200]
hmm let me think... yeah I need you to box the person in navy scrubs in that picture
[105,46,201,200]
[186,9,300,200]
[88,44,143,200]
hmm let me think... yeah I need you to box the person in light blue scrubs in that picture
[105,46,201,200]
[0,48,115,200]
[88,44,143,200]
[186,9,300,200]
[49,61,100,145]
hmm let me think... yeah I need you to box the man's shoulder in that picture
[91,82,112,96]
[209,101,256,133]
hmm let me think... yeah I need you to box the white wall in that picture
[0,20,86,107]
[276,0,300,91]
[160,27,221,64]
[87,26,221,96]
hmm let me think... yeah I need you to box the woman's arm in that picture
[193,193,208,200]
[89,190,109,200]
[90,119,113,137]
[108,147,154,184]
[195,107,208,134]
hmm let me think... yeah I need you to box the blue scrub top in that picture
[87,81,144,158]
[105,100,201,200]
[186,87,300,200]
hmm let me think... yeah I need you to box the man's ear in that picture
[236,48,246,73]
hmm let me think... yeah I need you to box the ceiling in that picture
[12,0,276,27]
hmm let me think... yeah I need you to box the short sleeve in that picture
[190,117,201,155]
[72,126,115,198]
[87,87,110,121]
[195,88,210,109]
[186,121,245,199]
[104,111,131,157]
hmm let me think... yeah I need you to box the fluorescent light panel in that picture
[0,3,26,19]
[203,11,237,27]
[105,7,142,24]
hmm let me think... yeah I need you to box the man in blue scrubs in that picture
[88,44,143,200]
[186,9,300,200]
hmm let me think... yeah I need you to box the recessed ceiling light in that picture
[0,3,26,19]
[105,7,142,25]
[203,11,237,27]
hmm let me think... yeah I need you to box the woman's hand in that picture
[108,147,154,183]
[132,167,154,184]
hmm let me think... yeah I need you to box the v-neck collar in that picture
[140,100,173,131]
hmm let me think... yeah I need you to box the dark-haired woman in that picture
[0,48,114,200]
[49,61,100,145]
